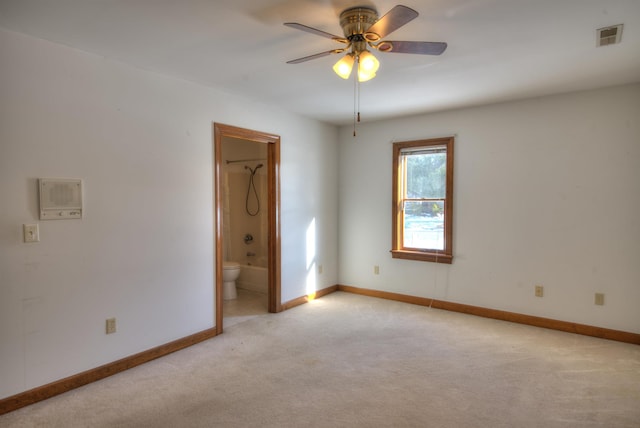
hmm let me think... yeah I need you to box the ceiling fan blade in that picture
[377,41,447,55]
[365,5,418,40]
[286,49,345,64]
[284,23,347,43]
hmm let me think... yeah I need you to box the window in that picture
[392,137,454,263]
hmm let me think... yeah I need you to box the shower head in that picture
[245,164,263,175]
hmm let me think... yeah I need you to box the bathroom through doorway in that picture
[213,123,281,334]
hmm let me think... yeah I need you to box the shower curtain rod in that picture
[226,158,266,164]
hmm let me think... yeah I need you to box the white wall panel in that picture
[338,84,640,333]
[0,28,339,399]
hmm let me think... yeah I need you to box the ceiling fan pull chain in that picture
[357,54,361,123]
[357,81,361,123]
[353,57,358,136]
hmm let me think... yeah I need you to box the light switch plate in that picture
[106,318,116,334]
[23,224,39,243]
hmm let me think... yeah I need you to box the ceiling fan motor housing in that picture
[340,7,379,39]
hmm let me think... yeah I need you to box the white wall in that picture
[0,28,339,399]
[338,84,640,334]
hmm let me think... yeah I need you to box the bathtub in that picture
[237,264,268,294]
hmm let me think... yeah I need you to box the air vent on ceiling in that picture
[597,24,623,47]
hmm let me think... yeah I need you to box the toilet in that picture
[222,261,241,300]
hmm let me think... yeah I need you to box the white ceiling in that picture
[1,0,639,125]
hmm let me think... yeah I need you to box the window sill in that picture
[390,249,453,264]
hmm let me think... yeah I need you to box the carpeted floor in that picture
[1,291,639,427]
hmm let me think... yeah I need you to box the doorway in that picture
[213,123,281,334]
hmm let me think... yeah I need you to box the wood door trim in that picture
[213,123,282,334]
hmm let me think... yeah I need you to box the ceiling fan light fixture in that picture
[356,50,379,82]
[357,70,376,82]
[333,53,355,79]
[358,50,380,74]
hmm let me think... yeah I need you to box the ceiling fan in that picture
[284,4,447,82]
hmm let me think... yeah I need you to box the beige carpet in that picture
[1,291,639,427]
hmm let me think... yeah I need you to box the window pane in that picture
[403,201,444,250]
[405,152,446,199]
[393,137,453,263]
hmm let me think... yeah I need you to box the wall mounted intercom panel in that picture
[39,178,83,220]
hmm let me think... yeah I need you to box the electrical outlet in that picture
[106,318,116,334]
[374,265,380,275]
[535,285,544,298]
[595,293,605,306]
